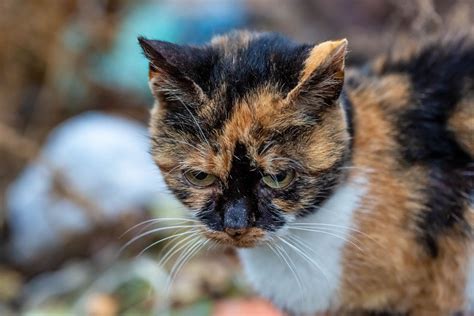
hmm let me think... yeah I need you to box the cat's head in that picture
[139,31,351,247]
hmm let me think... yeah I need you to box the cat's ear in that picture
[138,37,208,104]
[286,39,347,107]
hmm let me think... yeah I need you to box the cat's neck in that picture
[238,175,367,314]
[341,89,354,150]
[338,89,355,183]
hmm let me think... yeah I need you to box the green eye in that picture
[184,170,217,187]
[262,169,295,189]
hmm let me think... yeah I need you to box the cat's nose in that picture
[224,198,249,230]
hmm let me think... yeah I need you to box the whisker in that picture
[270,242,305,296]
[166,238,208,293]
[287,227,365,253]
[134,219,199,237]
[176,97,211,147]
[158,232,201,268]
[206,238,224,252]
[277,236,330,287]
[120,218,199,238]
[286,234,333,289]
[164,236,201,296]
[260,140,275,155]
[290,222,366,234]
[119,224,202,254]
[138,229,199,257]
[289,222,382,248]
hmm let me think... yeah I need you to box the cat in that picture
[138,30,474,315]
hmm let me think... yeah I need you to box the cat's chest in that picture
[238,179,366,315]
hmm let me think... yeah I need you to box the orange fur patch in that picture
[210,88,291,178]
[304,107,349,172]
[300,39,347,83]
[448,97,474,156]
[339,75,469,314]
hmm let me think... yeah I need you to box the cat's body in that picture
[139,31,474,315]
[240,38,474,314]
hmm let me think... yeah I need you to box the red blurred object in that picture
[213,298,286,316]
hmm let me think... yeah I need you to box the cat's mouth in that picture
[202,227,266,248]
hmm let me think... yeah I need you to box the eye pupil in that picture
[194,172,207,180]
[275,172,286,181]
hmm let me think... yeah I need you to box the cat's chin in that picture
[201,228,267,248]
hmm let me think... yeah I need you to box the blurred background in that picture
[0,0,472,315]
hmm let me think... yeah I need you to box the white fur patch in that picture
[465,204,474,311]
[466,251,474,311]
[238,177,367,315]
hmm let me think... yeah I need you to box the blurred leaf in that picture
[115,278,153,316]
[0,266,22,302]
[170,300,213,316]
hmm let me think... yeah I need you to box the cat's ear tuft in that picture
[138,36,207,104]
[287,39,348,106]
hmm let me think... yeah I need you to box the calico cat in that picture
[138,31,474,315]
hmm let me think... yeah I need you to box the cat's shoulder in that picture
[346,32,473,259]
[349,32,474,161]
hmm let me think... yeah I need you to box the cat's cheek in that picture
[182,187,219,209]
[161,174,217,210]
[267,177,319,215]
[271,198,303,214]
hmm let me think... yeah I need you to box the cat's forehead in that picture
[209,91,292,176]
[185,87,288,177]
[196,32,312,100]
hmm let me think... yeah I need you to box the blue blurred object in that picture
[6,112,167,263]
[92,0,247,93]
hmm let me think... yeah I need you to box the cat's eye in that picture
[262,169,295,189]
[184,170,217,187]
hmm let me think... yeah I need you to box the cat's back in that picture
[341,34,474,314]
[372,33,474,162]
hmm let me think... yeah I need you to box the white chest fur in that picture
[466,250,474,310]
[465,205,474,311]
[238,178,366,315]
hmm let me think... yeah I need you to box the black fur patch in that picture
[208,32,312,99]
[381,36,474,257]
[141,33,313,134]
[341,91,354,148]
[197,142,285,231]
